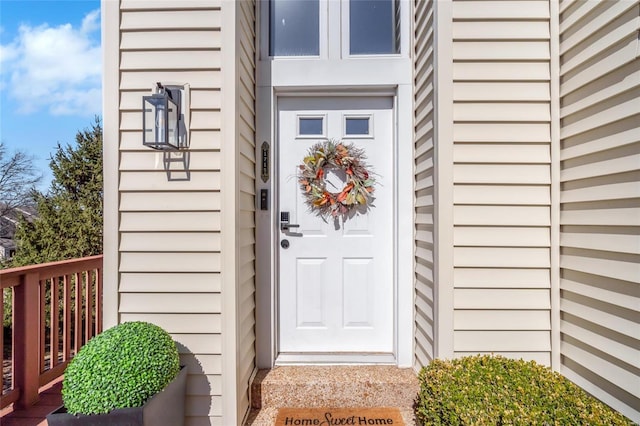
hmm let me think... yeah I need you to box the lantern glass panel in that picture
[167,98,179,147]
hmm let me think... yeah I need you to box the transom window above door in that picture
[268,0,401,58]
[269,0,320,56]
[349,0,400,55]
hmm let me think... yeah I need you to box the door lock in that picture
[280,212,300,232]
[281,239,290,249]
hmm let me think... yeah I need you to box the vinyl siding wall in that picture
[107,1,255,425]
[450,0,554,365]
[558,0,640,421]
[235,0,257,421]
[413,0,436,368]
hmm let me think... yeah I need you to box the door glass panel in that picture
[299,117,324,136]
[350,0,399,55]
[345,117,370,135]
[270,0,320,56]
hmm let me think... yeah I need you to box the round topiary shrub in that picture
[415,355,634,425]
[62,321,180,415]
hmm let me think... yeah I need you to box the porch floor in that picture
[0,376,63,426]
[245,365,420,425]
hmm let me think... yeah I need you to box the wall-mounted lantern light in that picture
[142,82,187,150]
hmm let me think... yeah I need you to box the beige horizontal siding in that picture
[120,50,222,70]
[120,0,222,9]
[120,192,221,211]
[454,227,550,247]
[413,0,436,369]
[120,273,222,293]
[559,0,640,421]
[454,42,550,60]
[450,0,553,363]
[120,253,222,273]
[119,171,221,191]
[453,62,550,81]
[453,1,550,19]
[455,310,551,330]
[454,248,551,268]
[454,206,550,226]
[455,331,551,352]
[120,151,222,171]
[455,185,550,205]
[115,2,226,425]
[234,0,256,423]
[454,122,551,142]
[455,289,551,310]
[120,212,221,231]
[120,10,221,30]
[120,232,221,252]
[453,82,551,101]
[453,21,550,40]
[454,268,551,288]
[121,31,222,50]
[120,293,221,313]
[454,164,551,184]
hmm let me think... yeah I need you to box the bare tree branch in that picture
[0,142,42,218]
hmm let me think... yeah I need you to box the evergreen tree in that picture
[12,118,103,266]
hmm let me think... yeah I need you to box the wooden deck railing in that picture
[0,255,103,410]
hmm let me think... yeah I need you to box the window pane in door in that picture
[345,117,370,135]
[350,0,399,55]
[299,117,324,135]
[270,0,320,56]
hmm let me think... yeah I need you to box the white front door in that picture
[277,96,394,357]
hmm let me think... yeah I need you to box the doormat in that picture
[275,407,405,426]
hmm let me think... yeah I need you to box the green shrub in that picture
[415,355,634,425]
[62,321,180,415]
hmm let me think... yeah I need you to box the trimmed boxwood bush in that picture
[415,355,634,425]
[62,321,180,415]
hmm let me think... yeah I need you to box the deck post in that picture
[13,271,41,408]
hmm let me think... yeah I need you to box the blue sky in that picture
[0,0,101,190]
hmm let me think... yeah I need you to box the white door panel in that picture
[278,97,394,355]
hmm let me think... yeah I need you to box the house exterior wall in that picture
[445,0,555,365]
[102,1,256,425]
[558,0,640,421]
[415,0,556,366]
[102,0,639,422]
[413,0,437,368]
[233,0,257,421]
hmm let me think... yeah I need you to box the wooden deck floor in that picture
[0,376,62,426]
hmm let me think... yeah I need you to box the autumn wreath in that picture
[298,140,376,219]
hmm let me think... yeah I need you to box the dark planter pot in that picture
[47,366,187,426]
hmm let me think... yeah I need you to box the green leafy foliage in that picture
[62,321,180,415]
[415,355,634,425]
[12,118,103,266]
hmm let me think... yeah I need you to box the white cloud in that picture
[81,9,101,34]
[0,9,101,116]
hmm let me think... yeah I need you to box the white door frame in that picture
[255,0,414,368]
[255,86,414,367]
[275,94,396,363]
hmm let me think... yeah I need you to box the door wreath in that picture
[298,140,377,219]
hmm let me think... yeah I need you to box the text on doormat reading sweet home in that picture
[283,412,395,425]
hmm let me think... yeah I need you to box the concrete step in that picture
[245,365,419,425]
